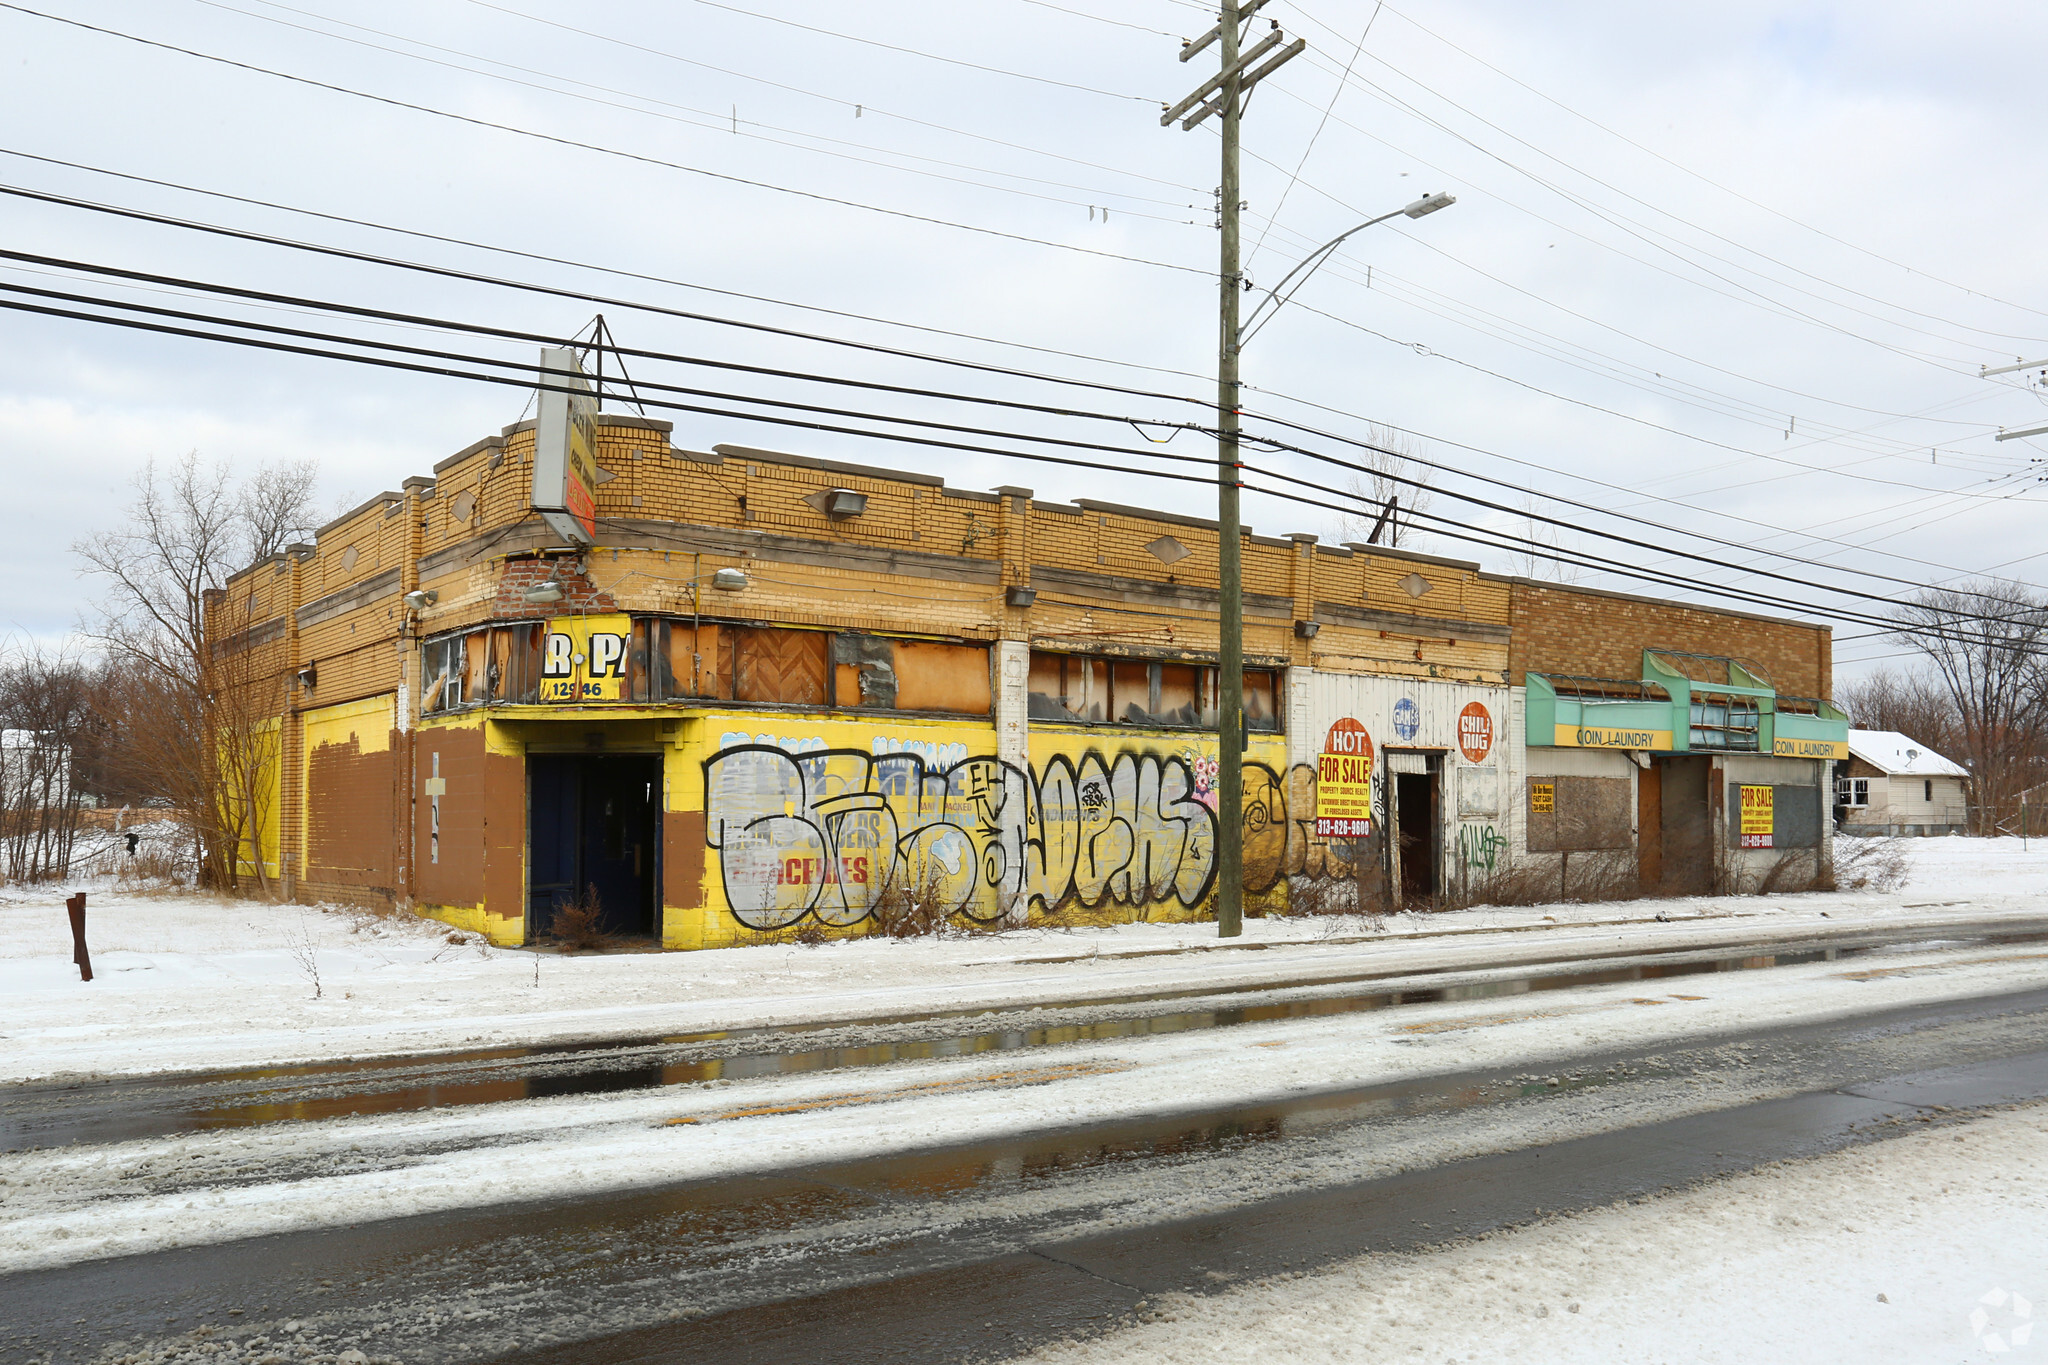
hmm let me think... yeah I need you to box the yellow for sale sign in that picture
[1315,718,1375,838]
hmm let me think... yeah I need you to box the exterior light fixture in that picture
[711,567,749,592]
[803,487,869,519]
[1005,585,1037,608]
[1293,619,1320,639]
[1402,191,1456,218]
[402,588,437,611]
[522,577,565,605]
[296,662,317,689]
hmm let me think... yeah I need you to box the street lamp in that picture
[1240,192,1456,347]
[1208,189,1455,939]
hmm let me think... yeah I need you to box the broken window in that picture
[1026,649,1283,732]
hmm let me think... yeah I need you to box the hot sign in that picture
[1315,717,1375,838]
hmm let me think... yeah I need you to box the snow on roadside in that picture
[3,942,2044,1277]
[1,837,2045,1085]
[1007,1101,2048,1365]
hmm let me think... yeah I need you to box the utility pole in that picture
[1165,2,1304,937]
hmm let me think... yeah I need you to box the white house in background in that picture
[1836,730,1969,836]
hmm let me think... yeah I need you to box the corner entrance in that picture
[528,754,662,940]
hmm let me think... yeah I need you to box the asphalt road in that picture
[4,979,2047,1365]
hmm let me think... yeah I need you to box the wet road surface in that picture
[4,982,2047,1365]
[7,920,2041,1152]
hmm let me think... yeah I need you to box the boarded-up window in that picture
[1725,783,1821,849]
[891,639,991,713]
[1026,649,1281,730]
[1245,668,1280,731]
[493,623,542,702]
[464,633,490,704]
[1029,651,1107,722]
[727,627,829,706]
[1526,775,1632,852]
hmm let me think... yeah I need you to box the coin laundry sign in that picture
[539,613,631,702]
[1315,718,1376,838]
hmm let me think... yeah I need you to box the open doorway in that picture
[529,754,662,940]
[1387,753,1442,905]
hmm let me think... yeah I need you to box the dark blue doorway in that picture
[528,754,662,940]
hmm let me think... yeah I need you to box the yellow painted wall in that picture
[230,717,281,884]
[667,710,1294,948]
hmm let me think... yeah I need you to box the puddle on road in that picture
[9,933,2045,1150]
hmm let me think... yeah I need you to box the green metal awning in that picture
[1526,650,1847,757]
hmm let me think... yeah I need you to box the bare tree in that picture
[1340,426,1434,550]
[1835,668,1964,756]
[0,642,94,882]
[74,453,318,892]
[1503,495,1586,584]
[1898,581,2048,835]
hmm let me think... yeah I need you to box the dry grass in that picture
[547,885,616,952]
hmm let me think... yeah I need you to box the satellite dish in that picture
[1905,748,1920,760]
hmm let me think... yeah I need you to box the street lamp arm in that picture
[1239,192,1455,348]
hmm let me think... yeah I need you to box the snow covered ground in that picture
[1,835,2045,1086]
[1012,1100,2048,1365]
[4,893,2047,1275]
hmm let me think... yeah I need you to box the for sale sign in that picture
[1739,784,1774,848]
[1315,718,1375,838]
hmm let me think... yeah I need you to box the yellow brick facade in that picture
[208,408,1831,946]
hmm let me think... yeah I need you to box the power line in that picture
[457,0,1206,194]
[685,0,1164,103]
[7,276,2029,650]
[9,174,2036,609]
[0,3,1205,276]
[1357,1,2048,327]
[191,0,1200,219]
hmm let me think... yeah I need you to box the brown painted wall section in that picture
[415,725,486,908]
[303,729,397,903]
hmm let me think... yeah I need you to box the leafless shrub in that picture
[1824,836,1911,894]
[1280,871,1386,935]
[547,885,615,952]
[1442,850,1644,910]
[281,904,321,999]
[115,846,190,891]
[868,863,957,939]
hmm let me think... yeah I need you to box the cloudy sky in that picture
[3,0,2044,680]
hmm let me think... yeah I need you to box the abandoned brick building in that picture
[211,367,1848,948]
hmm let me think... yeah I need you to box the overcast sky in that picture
[3,0,2044,681]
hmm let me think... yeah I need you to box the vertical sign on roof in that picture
[1315,718,1375,837]
[1739,784,1774,848]
[533,346,600,545]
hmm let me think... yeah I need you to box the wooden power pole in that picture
[1164,2,1304,937]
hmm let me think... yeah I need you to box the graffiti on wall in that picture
[1457,822,1508,874]
[704,735,1333,931]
